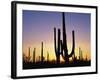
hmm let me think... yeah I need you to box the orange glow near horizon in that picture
[23,40,91,62]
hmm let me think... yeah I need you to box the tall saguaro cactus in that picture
[62,12,69,63]
[33,48,36,63]
[54,12,75,63]
[54,28,61,63]
[41,42,44,63]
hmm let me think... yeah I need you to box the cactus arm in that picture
[68,30,75,57]
[54,28,57,53]
[54,27,58,57]
[54,27,60,63]
[58,29,60,55]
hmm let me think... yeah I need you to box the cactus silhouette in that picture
[33,48,36,63]
[54,28,61,63]
[41,42,44,63]
[54,12,75,63]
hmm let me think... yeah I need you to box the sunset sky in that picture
[22,10,91,61]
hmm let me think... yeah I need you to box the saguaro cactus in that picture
[41,42,43,62]
[33,48,36,63]
[54,12,75,63]
[54,28,61,63]
[62,13,75,63]
[62,12,69,63]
